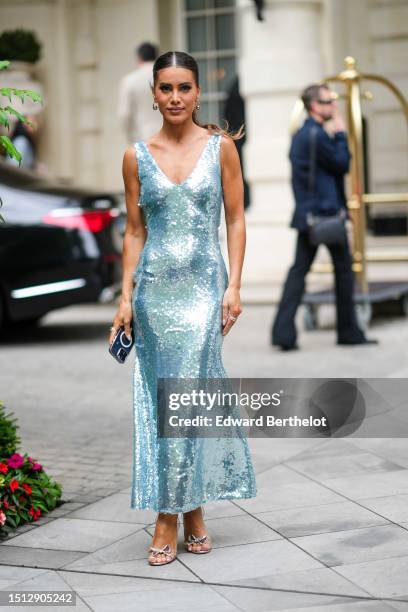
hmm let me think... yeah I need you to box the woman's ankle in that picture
[183,506,202,518]
[157,512,178,523]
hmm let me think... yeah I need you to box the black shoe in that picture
[337,337,379,345]
[273,343,299,351]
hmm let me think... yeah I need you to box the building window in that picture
[183,0,237,125]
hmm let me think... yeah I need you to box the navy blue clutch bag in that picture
[109,324,134,364]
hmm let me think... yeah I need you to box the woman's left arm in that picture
[220,134,246,336]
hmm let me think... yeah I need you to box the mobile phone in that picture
[109,324,134,364]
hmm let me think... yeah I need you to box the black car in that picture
[0,162,123,330]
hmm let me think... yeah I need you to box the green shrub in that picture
[0,29,42,63]
[0,401,20,457]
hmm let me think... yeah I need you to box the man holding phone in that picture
[271,83,378,350]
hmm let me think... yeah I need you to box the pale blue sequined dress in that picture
[130,132,257,513]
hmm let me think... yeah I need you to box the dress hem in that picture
[129,490,257,514]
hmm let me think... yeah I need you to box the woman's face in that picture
[153,66,200,125]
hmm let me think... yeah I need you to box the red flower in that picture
[2,500,9,509]
[22,483,32,495]
[28,507,41,520]
[9,479,19,492]
[19,495,26,502]
[0,462,8,473]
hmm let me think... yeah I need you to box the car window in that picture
[0,183,71,224]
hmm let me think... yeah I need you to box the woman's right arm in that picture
[108,146,146,345]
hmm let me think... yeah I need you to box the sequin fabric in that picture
[130,132,257,513]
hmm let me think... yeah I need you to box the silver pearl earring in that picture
[196,103,200,110]
[152,101,158,110]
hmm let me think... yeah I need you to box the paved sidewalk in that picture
[0,303,408,611]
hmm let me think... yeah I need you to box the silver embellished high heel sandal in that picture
[148,516,179,566]
[183,506,212,554]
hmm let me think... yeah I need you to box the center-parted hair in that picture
[152,50,243,140]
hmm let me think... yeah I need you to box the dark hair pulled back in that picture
[152,50,244,141]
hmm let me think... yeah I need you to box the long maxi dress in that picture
[130,132,257,513]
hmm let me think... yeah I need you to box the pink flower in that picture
[27,456,42,470]
[7,454,24,469]
[0,510,6,526]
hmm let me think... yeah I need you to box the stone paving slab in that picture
[319,469,408,499]
[334,555,408,599]
[210,584,398,612]
[345,439,408,470]
[285,446,405,480]
[254,500,390,537]
[291,524,408,566]
[75,581,240,612]
[64,555,201,581]
[59,528,153,569]
[0,546,85,569]
[177,538,324,582]
[223,566,370,597]
[0,567,90,611]
[235,478,345,514]
[388,602,408,612]
[355,494,408,523]
[0,565,50,589]
[66,492,153,524]
[3,517,141,553]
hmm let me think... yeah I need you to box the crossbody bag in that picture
[305,126,347,246]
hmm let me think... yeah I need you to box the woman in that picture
[109,51,257,566]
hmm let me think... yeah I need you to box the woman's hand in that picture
[222,286,242,336]
[108,298,133,345]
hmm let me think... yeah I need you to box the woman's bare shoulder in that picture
[220,133,237,160]
[122,145,139,180]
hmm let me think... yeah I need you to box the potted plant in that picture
[0,29,42,65]
[0,29,44,147]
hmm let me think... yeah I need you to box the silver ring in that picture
[110,326,116,331]
[228,315,237,321]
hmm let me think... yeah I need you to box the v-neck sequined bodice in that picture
[142,134,212,187]
[133,132,226,286]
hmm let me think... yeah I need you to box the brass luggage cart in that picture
[292,57,408,331]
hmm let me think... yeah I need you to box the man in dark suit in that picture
[271,83,378,349]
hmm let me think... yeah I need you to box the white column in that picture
[52,0,75,180]
[71,0,101,186]
[237,0,326,301]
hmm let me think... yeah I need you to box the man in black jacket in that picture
[271,83,378,349]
